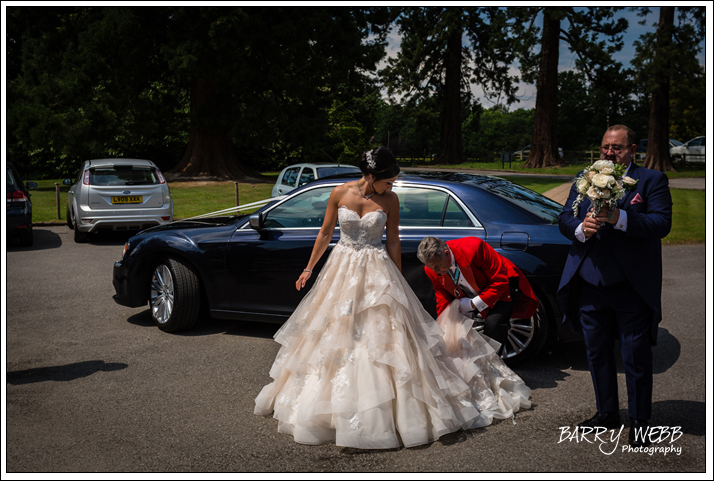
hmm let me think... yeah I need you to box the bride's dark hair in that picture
[359,147,400,180]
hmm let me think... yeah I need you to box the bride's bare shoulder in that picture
[330,182,354,202]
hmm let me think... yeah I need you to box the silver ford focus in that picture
[64,159,174,243]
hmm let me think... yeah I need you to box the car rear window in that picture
[90,166,160,186]
[7,168,17,188]
[316,167,360,178]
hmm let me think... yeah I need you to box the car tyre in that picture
[473,292,550,367]
[149,257,202,332]
[74,225,88,243]
[66,205,74,229]
[20,225,34,247]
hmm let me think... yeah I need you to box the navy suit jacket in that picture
[556,162,672,343]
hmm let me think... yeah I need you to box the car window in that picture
[298,168,315,187]
[90,166,159,185]
[395,187,448,227]
[316,167,360,178]
[689,138,703,147]
[482,181,561,224]
[7,168,16,187]
[281,167,301,187]
[442,196,474,228]
[264,185,334,229]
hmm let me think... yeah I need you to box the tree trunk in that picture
[643,7,677,173]
[435,22,465,165]
[169,78,255,180]
[524,10,562,169]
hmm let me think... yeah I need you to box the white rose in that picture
[592,173,610,189]
[576,178,589,194]
[592,160,615,172]
[600,188,611,199]
[586,170,597,182]
[623,176,637,186]
[587,186,600,199]
[600,167,614,175]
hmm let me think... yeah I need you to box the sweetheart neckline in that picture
[338,205,385,220]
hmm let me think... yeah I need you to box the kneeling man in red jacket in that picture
[418,236,538,353]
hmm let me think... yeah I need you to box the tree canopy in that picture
[6,6,706,178]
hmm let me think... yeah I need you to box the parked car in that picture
[271,163,361,197]
[513,145,564,158]
[6,163,37,246]
[636,138,683,157]
[670,136,705,163]
[113,171,576,365]
[63,159,173,243]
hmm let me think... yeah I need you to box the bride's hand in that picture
[296,270,312,291]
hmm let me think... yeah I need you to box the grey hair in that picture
[417,236,448,265]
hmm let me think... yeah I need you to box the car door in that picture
[392,184,485,316]
[688,137,705,160]
[275,166,301,196]
[297,167,315,188]
[224,184,339,320]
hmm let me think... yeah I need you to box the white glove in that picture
[459,297,474,314]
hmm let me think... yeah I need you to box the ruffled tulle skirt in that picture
[254,242,530,449]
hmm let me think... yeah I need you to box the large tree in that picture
[381,7,518,164]
[7,7,393,179]
[510,7,628,168]
[632,6,705,172]
[7,7,184,177]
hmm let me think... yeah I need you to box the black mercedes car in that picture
[113,172,576,365]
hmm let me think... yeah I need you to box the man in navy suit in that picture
[557,125,672,447]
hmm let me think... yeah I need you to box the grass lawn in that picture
[664,189,706,245]
[406,158,706,179]
[27,173,705,245]
[28,179,275,223]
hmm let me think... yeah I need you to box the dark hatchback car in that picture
[113,172,575,365]
[6,163,37,246]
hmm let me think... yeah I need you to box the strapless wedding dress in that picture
[254,205,531,449]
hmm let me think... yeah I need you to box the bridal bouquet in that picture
[571,160,638,220]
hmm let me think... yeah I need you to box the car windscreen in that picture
[89,166,159,185]
[483,181,562,224]
[316,167,360,178]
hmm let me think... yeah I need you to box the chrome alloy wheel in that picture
[150,264,174,324]
[473,306,542,361]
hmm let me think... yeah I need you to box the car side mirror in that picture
[249,212,265,231]
[62,178,73,186]
[26,181,38,190]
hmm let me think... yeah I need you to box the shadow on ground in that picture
[7,360,128,385]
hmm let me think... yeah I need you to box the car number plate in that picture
[111,196,143,204]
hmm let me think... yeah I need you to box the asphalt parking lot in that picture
[4,226,708,473]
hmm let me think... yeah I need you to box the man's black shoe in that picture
[577,412,621,430]
[629,418,651,447]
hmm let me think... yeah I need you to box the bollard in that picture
[55,183,61,219]
[235,182,239,206]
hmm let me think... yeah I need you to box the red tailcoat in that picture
[424,237,538,319]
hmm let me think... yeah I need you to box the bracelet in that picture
[303,269,312,273]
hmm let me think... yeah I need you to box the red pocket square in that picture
[630,193,643,205]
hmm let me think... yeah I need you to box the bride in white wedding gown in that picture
[254,147,531,449]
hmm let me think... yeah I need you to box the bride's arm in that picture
[385,192,402,272]
[296,185,344,290]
